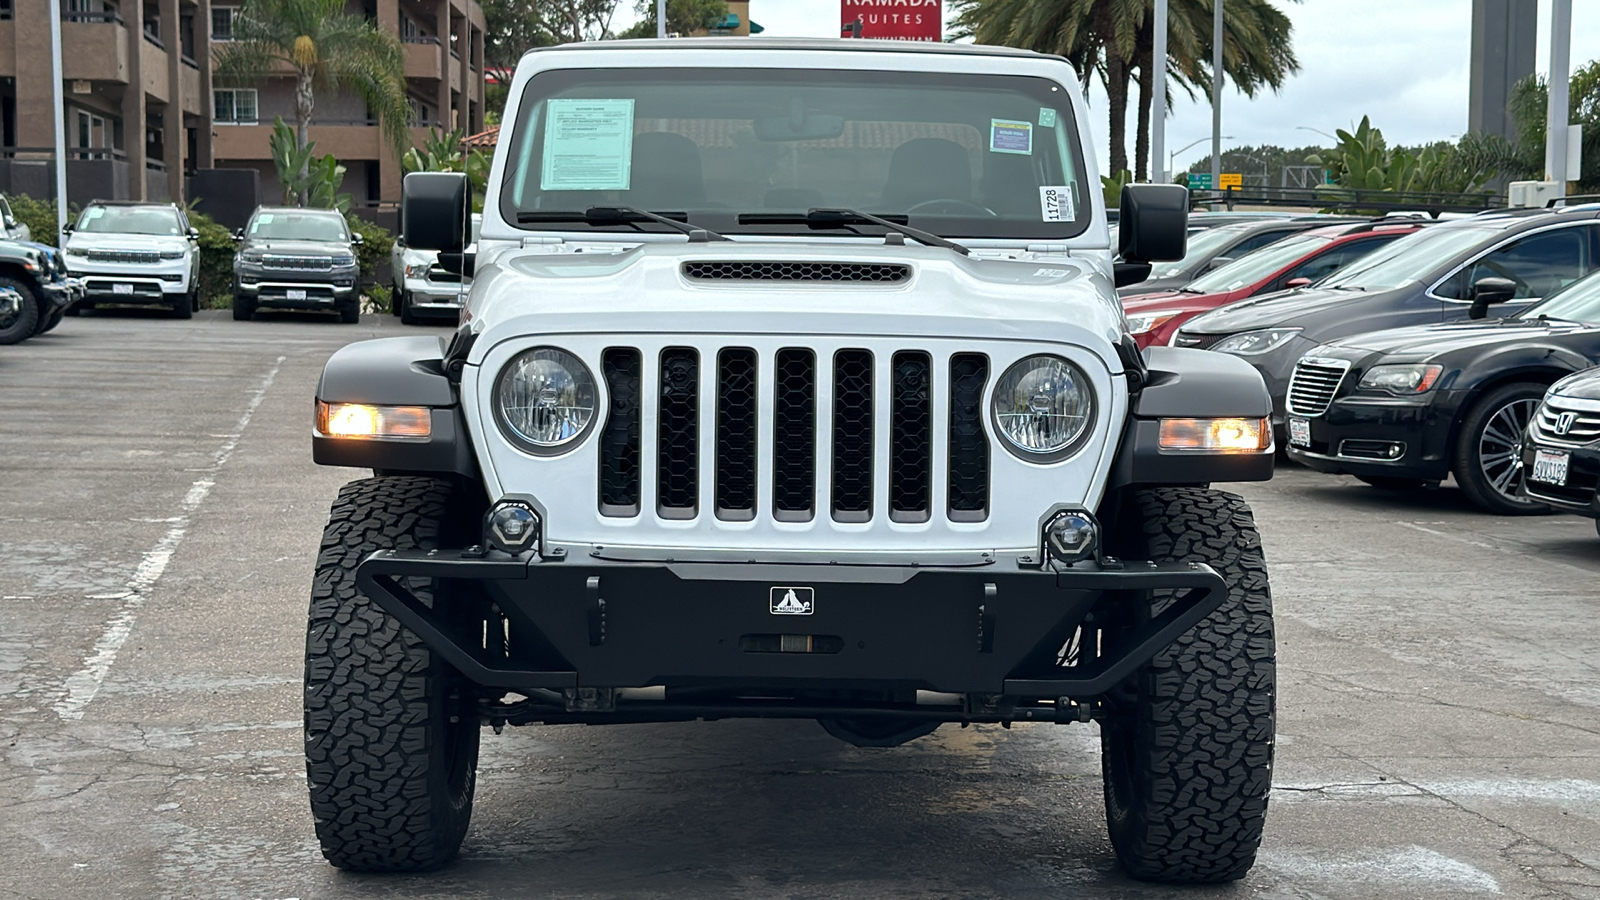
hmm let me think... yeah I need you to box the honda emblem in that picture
[1553,411,1578,436]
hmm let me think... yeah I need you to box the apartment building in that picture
[210,0,486,207]
[0,0,213,205]
[0,0,483,209]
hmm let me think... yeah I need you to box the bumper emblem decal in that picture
[771,587,814,615]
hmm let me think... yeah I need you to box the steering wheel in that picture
[903,198,998,217]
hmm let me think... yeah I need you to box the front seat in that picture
[629,131,705,210]
[880,138,973,211]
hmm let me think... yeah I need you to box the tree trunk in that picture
[1134,14,1154,182]
[295,71,315,207]
[1106,53,1130,178]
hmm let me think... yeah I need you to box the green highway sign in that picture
[1187,172,1212,189]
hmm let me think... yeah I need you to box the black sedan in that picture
[1519,366,1600,536]
[1282,267,1600,513]
[1173,204,1600,432]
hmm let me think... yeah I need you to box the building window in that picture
[214,89,258,125]
[408,97,430,127]
[76,110,111,159]
[211,6,233,41]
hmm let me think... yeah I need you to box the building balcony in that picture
[404,38,442,81]
[61,17,130,84]
[212,121,384,162]
[141,36,170,102]
[181,65,204,116]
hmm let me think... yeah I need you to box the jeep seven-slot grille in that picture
[599,347,992,523]
[682,261,911,283]
[1286,359,1350,417]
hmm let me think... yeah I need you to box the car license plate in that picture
[113,283,133,295]
[1288,417,1311,447]
[286,288,307,301]
[1530,449,1570,485]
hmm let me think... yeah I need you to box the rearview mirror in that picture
[754,113,846,142]
[1468,276,1517,320]
[1118,183,1189,265]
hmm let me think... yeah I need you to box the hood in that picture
[66,233,187,252]
[1327,318,1590,360]
[1550,366,1600,402]
[240,239,350,256]
[1116,273,1190,298]
[1182,285,1405,335]
[1121,287,1235,315]
[466,241,1125,372]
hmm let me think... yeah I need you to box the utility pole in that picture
[657,0,667,38]
[1210,0,1223,197]
[50,0,69,235]
[1151,0,1167,182]
[1545,0,1571,195]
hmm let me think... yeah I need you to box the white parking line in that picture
[53,356,286,722]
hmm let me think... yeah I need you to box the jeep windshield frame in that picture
[498,67,1093,242]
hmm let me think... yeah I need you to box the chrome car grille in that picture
[1286,358,1351,417]
[86,249,161,264]
[263,254,333,272]
[595,345,990,523]
[1532,400,1600,445]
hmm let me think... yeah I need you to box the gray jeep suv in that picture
[231,207,363,323]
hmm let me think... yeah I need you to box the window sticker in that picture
[85,207,105,219]
[1039,186,1075,222]
[540,98,636,191]
[1038,107,1058,128]
[990,118,1033,155]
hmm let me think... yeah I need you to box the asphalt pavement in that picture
[2,310,1598,899]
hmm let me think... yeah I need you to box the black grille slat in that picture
[683,261,910,283]
[598,348,641,516]
[948,354,990,520]
[831,350,875,520]
[1286,361,1349,417]
[890,352,932,521]
[86,249,160,264]
[657,348,699,517]
[716,348,758,519]
[773,349,817,520]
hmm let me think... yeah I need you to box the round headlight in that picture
[991,355,1094,460]
[493,347,599,453]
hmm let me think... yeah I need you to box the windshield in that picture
[1150,225,1250,279]
[1318,224,1497,291]
[1184,233,1330,293]
[77,205,184,236]
[500,67,1091,240]
[247,211,350,242]
[1519,268,1600,323]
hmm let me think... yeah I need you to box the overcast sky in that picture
[618,1,1600,175]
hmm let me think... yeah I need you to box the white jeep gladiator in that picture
[306,38,1278,883]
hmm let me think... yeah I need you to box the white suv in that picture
[61,202,200,318]
[390,212,480,324]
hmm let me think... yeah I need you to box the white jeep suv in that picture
[61,201,200,318]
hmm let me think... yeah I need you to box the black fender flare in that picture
[1109,346,1275,488]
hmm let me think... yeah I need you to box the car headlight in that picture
[63,246,87,258]
[493,347,599,454]
[991,355,1095,461]
[1125,310,1180,336]
[1358,363,1443,394]
[405,263,430,278]
[159,249,186,260]
[1210,328,1303,355]
[238,250,265,265]
[332,253,357,268]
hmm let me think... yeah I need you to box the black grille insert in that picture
[889,351,932,522]
[832,349,875,521]
[683,261,911,283]
[773,349,817,520]
[657,348,699,517]
[716,348,758,519]
[948,354,990,520]
[598,348,641,516]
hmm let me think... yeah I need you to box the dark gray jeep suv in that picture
[232,207,363,323]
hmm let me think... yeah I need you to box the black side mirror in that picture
[1468,276,1517,320]
[403,171,470,254]
[1115,184,1189,287]
[350,232,364,247]
[232,228,245,241]
[61,223,74,235]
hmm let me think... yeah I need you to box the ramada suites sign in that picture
[840,0,942,41]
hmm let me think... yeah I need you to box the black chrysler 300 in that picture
[1283,267,1600,514]
[1519,366,1600,536]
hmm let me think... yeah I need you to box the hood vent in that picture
[683,261,911,283]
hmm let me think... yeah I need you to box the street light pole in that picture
[657,0,667,38]
[1546,0,1571,194]
[1150,0,1168,182]
[1169,135,1232,184]
[1211,0,1224,195]
[50,0,68,235]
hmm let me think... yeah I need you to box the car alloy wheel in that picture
[1476,397,1537,503]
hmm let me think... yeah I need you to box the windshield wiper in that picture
[737,208,970,256]
[516,207,730,241]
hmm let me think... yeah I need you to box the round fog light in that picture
[486,501,541,553]
[1044,511,1098,563]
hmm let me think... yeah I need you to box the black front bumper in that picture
[1519,437,1600,517]
[356,550,1227,704]
[1285,395,1456,481]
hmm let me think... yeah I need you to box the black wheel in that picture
[339,296,361,324]
[1100,487,1275,884]
[0,278,40,344]
[399,289,419,325]
[189,289,200,313]
[171,292,193,319]
[1451,383,1549,515]
[392,287,405,318]
[1356,475,1425,490]
[305,476,483,872]
[231,280,255,321]
[63,302,82,316]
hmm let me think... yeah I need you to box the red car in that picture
[1122,219,1430,349]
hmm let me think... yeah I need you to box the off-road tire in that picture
[1356,475,1425,490]
[1451,382,1548,515]
[0,277,40,344]
[1100,487,1275,883]
[305,476,482,872]
[231,280,254,321]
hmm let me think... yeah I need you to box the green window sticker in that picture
[540,98,636,191]
[990,119,1033,155]
[1038,108,1057,128]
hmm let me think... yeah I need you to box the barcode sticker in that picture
[1039,186,1074,222]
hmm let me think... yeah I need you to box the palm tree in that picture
[951,0,1299,180]
[214,0,410,203]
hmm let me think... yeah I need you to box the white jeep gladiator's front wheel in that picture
[305,476,482,872]
[1100,487,1276,883]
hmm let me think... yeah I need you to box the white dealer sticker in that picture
[1039,186,1074,222]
